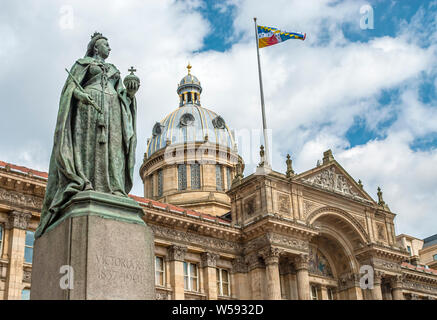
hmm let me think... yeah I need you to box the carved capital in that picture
[167,245,187,262]
[390,274,404,289]
[374,271,385,285]
[200,252,219,268]
[231,257,248,274]
[5,210,32,230]
[260,247,282,266]
[245,252,264,271]
[294,254,309,271]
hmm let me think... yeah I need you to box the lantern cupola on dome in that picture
[177,63,202,106]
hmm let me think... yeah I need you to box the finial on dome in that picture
[187,62,192,75]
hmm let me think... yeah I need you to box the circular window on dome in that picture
[212,116,226,129]
[180,113,195,127]
[152,122,163,136]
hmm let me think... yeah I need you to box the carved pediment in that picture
[297,164,374,204]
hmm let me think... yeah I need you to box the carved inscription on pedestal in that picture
[95,254,148,285]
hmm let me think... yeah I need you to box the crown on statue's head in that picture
[91,31,104,39]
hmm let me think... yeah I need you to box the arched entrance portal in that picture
[306,208,369,300]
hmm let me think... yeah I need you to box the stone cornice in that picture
[355,243,409,262]
[242,213,318,241]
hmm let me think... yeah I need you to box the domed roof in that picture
[179,73,200,86]
[146,104,235,157]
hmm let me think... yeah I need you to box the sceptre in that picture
[65,68,103,114]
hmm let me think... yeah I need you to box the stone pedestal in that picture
[30,191,155,300]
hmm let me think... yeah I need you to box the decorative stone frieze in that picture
[167,245,187,262]
[200,252,219,268]
[372,258,402,272]
[150,225,241,253]
[0,187,43,210]
[294,254,310,271]
[266,233,309,252]
[403,279,437,295]
[5,210,32,230]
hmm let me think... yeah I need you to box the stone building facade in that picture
[0,67,436,300]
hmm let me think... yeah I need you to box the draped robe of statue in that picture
[35,57,137,238]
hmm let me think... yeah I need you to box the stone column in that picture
[231,257,249,300]
[390,275,404,300]
[167,245,187,300]
[294,254,310,300]
[246,253,266,299]
[371,271,383,300]
[260,247,282,300]
[5,211,31,300]
[201,252,219,300]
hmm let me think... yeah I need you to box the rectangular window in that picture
[216,268,231,297]
[150,175,154,198]
[155,256,165,286]
[0,224,3,256]
[183,262,199,292]
[21,289,30,300]
[191,163,201,190]
[216,165,223,191]
[24,231,34,264]
[157,169,163,197]
[178,164,187,191]
[310,285,318,300]
[407,246,412,256]
[187,92,192,103]
[226,167,231,190]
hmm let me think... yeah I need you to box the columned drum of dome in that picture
[140,65,244,216]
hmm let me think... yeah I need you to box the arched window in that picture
[178,164,187,190]
[191,163,201,190]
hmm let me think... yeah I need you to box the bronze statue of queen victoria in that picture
[36,32,140,238]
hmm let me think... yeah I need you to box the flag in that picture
[257,25,306,48]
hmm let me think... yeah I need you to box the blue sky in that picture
[0,0,436,238]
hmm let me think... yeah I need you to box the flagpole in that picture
[253,17,271,168]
